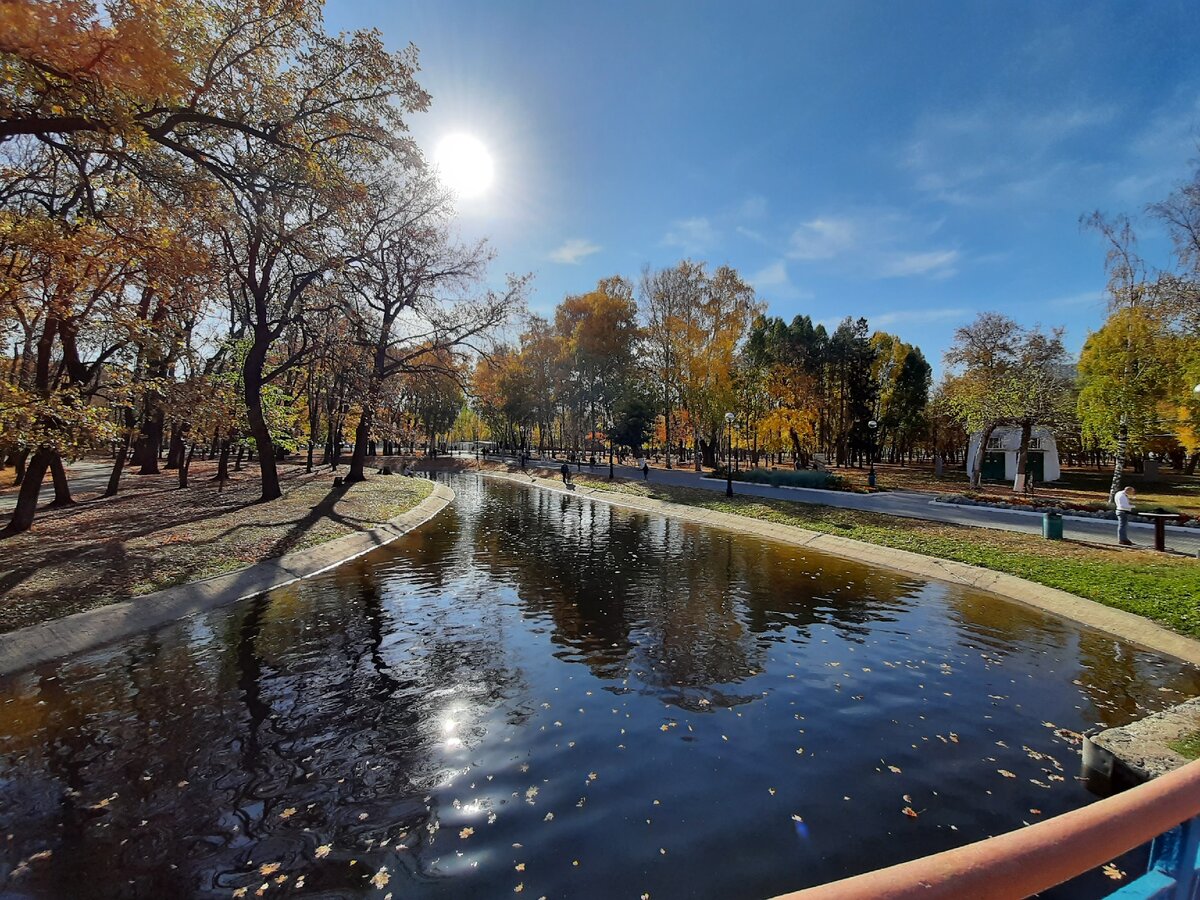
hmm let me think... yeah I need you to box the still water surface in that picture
[2,475,1198,898]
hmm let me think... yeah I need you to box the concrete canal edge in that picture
[1085,698,1200,787]
[0,480,455,677]
[482,470,1200,669]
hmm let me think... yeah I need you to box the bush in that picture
[728,468,847,490]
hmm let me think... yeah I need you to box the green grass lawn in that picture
[571,474,1200,640]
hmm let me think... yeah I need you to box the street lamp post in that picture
[725,411,735,497]
[608,412,615,481]
[867,419,878,488]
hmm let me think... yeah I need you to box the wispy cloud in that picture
[737,194,768,220]
[878,249,960,279]
[664,217,717,254]
[784,210,959,279]
[747,259,814,301]
[788,217,858,260]
[872,307,970,328]
[902,101,1117,207]
[549,238,601,265]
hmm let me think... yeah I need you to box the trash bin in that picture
[1042,510,1063,540]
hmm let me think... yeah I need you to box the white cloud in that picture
[783,209,959,280]
[878,249,960,279]
[872,307,970,328]
[737,194,768,219]
[747,259,814,301]
[749,259,789,286]
[549,238,601,265]
[663,217,717,254]
[902,101,1118,207]
[788,217,858,260]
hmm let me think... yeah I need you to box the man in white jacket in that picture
[1114,485,1137,546]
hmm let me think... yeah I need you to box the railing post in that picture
[1106,814,1200,899]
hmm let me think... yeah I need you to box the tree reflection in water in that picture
[0,474,1197,899]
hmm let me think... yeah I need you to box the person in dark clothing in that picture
[560,462,571,485]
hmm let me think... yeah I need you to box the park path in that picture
[488,454,1200,556]
[0,460,114,513]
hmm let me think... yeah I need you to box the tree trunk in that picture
[12,448,29,486]
[1012,419,1033,493]
[347,412,372,483]
[48,452,73,507]
[216,439,232,482]
[165,424,184,469]
[138,411,163,475]
[969,423,997,489]
[179,439,196,488]
[1186,452,1199,476]
[105,430,133,497]
[1108,418,1128,504]
[3,448,51,535]
[243,339,281,502]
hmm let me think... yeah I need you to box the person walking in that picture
[638,456,649,480]
[1115,485,1137,546]
[560,462,571,486]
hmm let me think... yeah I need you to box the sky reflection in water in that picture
[1,474,1197,899]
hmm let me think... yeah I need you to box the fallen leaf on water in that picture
[515,863,525,872]
[370,867,390,889]
[888,765,902,774]
[902,807,919,818]
[279,808,296,820]
[514,883,524,893]
[315,844,332,859]
[1102,863,1125,881]
[544,812,554,822]
[460,827,474,839]
[258,863,281,876]
[998,770,1017,779]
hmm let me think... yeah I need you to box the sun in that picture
[432,133,494,198]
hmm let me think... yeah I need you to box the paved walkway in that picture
[483,454,1200,555]
[0,460,114,512]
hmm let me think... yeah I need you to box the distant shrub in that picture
[728,468,847,490]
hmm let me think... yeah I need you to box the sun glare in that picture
[433,133,494,198]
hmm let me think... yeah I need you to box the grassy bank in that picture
[564,473,1200,640]
[0,462,433,633]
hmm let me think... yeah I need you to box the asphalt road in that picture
[492,454,1200,556]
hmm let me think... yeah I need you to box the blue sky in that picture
[326,1,1200,374]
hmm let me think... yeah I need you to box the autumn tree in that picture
[340,171,522,482]
[555,276,641,456]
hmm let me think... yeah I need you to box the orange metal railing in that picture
[772,759,1200,900]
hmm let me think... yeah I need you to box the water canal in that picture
[1,474,1197,898]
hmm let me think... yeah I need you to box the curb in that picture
[0,480,455,677]
[480,470,1200,668]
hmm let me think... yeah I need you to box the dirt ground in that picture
[0,458,432,633]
